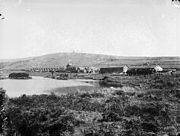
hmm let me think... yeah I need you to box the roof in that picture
[128,65,162,69]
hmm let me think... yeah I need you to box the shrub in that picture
[113,90,125,96]
[101,111,122,122]
[9,72,30,79]
[124,104,140,117]
[6,105,79,136]
[141,122,159,133]
[0,88,7,135]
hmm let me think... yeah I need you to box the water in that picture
[0,76,95,97]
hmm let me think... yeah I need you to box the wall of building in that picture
[100,67,123,74]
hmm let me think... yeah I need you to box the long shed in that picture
[100,66,128,74]
[126,68,155,75]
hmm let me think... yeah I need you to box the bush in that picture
[9,72,30,79]
[0,88,7,135]
[101,111,122,122]
[125,104,141,117]
[6,105,79,136]
[113,90,125,96]
[141,122,159,133]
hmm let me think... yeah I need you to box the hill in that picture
[0,52,180,70]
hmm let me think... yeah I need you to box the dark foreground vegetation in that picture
[1,74,180,136]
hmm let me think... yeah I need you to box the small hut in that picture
[154,65,163,72]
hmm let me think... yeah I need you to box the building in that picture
[100,66,128,74]
[126,65,163,75]
[77,67,86,73]
[126,67,155,75]
[66,63,78,73]
[123,65,129,73]
[154,65,163,72]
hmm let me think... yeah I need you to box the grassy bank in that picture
[1,74,180,136]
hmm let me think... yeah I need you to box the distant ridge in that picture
[0,52,180,70]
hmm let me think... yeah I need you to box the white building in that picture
[154,65,163,72]
[123,65,129,73]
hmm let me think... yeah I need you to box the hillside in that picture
[0,52,180,70]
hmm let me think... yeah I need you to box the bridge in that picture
[30,67,65,72]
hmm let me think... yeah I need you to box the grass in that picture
[1,73,180,136]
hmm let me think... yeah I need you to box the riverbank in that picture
[46,85,102,96]
[30,71,104,80]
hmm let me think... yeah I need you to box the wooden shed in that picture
[100,66,128,74]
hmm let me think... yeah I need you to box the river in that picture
[0,76,97,97]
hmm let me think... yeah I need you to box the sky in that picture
[0,0,180,59]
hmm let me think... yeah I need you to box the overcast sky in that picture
[0,0,179,59]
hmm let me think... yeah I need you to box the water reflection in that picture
[0,76,94,97]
